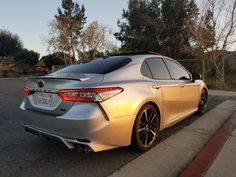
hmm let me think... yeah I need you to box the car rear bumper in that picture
[20,101,135,152]
[23,124,94,153]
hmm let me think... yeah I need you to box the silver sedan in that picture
[20,52,208,152]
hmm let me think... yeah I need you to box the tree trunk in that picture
[214,61,225,88]
[63,51,67,66]
[212,56,225,88]
[68,50,72,65]
[92,49,96,60]
[71,46,76,64]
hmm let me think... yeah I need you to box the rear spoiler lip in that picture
[28,76,81,81]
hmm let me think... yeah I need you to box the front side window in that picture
[164,59,191,80]
[145,58,171,80]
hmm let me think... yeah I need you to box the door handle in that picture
[152,85,161,89]
[179,84,185,87]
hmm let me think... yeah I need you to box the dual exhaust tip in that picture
[75,144,93,153]
[24,125,94,153]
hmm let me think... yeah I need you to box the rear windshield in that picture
[53,57,132,74]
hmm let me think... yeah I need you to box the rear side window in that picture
[141,61,152,78]
[164,59,191,80]
[144,58,171,80]
[53,57,132,74]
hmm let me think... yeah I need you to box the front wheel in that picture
[132,104,160,152]
[198,89,208,114]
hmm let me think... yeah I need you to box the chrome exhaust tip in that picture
[76,144,93,153]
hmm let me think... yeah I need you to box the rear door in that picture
[143,57,182,126]
[163,58,200,116]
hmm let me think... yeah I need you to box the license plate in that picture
[37,93,53,107]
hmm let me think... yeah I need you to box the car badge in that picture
[37,80,45,88]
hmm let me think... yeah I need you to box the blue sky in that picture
[0,0,128,57]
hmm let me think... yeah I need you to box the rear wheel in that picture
[132,104,160,152]
[198,89,208,114]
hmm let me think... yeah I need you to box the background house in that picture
[0,56,16,77]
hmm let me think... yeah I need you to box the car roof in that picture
[103,51,160,57]
[103,51,170,65]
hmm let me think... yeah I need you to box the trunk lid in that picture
[24,74,103,115]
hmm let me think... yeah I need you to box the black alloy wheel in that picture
[132,104,160,151]
[198,89,208,114]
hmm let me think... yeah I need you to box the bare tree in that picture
[186,0,236,87]
[47,20,69,66]
[79,21,112,61]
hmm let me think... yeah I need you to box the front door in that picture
[179,80,200,116]
[163,58,199,118]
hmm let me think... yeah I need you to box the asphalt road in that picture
[0,78,234,177]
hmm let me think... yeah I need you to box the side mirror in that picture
[192,73,202,82]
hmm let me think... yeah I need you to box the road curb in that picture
[179,111,236,177]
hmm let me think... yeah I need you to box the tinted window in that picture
[53,57,132,74]
[145,58,171,80]
[164,59,190,80]
[141,61,152,78]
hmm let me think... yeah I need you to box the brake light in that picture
[58,87,124,102]
[24,86,31,96]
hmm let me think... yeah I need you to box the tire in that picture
[198,89,208,115]
[132,103,160,152]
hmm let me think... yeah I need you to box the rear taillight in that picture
[24,86,31,96]
[58,87,124,102]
